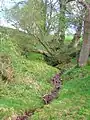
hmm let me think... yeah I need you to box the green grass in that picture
[0,37,90,119]
[65,35,73,42]
[27,52,43,61]
[30,75,90,120]
[65,35,83,44]
[0,39,58,119]
[62,65,90,81]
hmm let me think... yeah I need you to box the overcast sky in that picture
[0,0,22,27]
[0,0,75,34]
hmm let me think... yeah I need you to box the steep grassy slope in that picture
[0,39,58,119]
[0,37,90,120]
[31,73,90,120]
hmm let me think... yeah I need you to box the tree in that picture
[78,0,90,66]
[4,0,83,67]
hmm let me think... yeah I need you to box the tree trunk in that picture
[79,5,90,66]
[58,0,66,43]
[41,0,47,34]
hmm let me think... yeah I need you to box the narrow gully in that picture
[11,71,63,120]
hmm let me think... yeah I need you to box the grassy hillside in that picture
[31,74,90,120]
[0,37,90,119]
[0,38,58,119]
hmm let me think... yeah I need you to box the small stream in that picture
[11,72,63,120]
